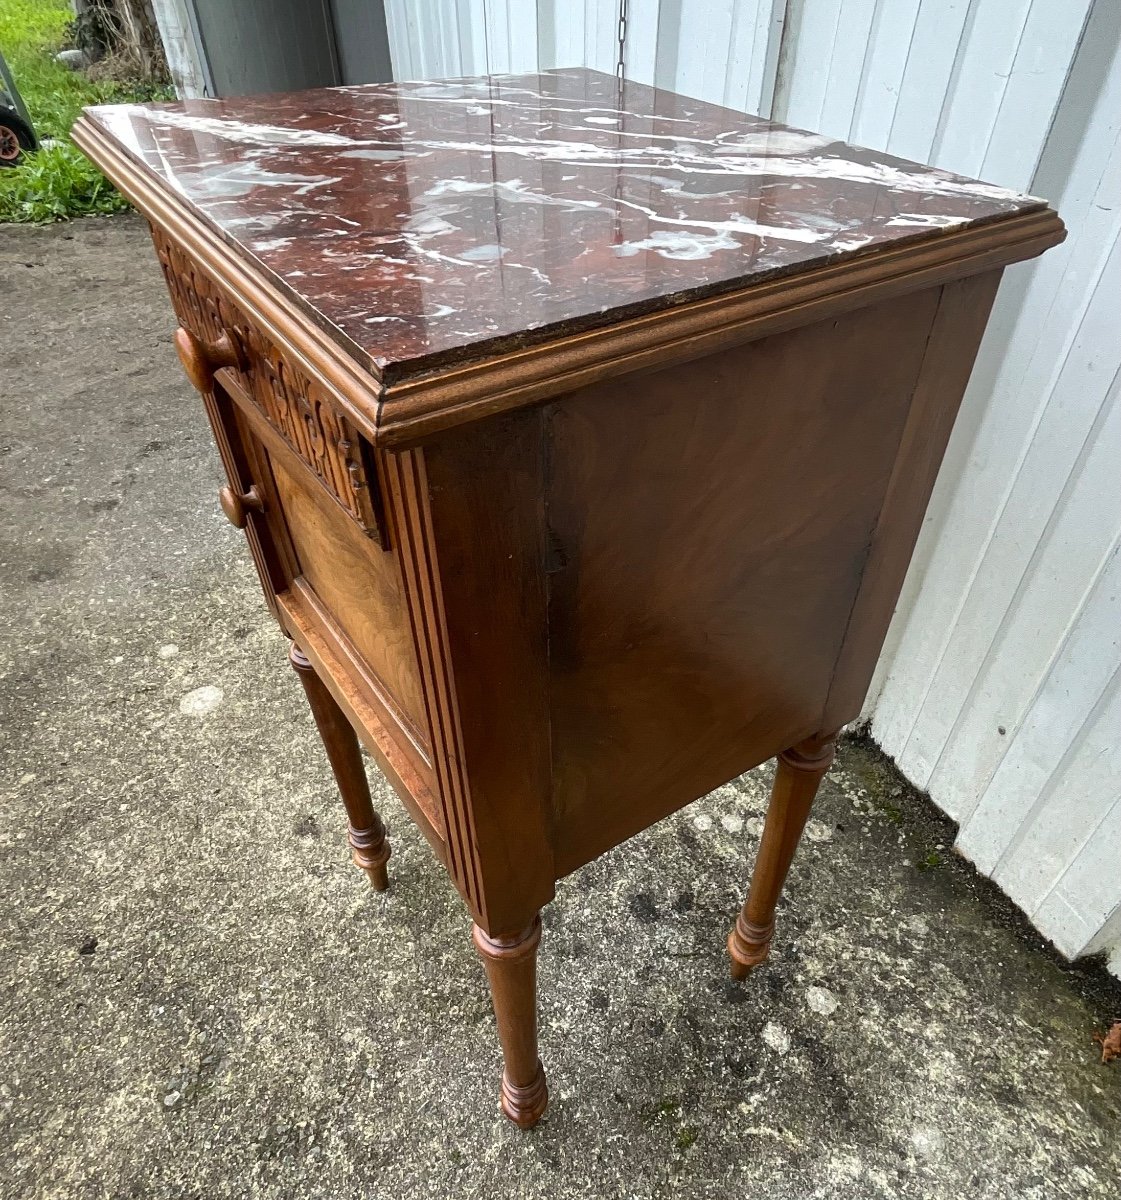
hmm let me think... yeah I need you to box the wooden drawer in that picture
[238,393,429,744]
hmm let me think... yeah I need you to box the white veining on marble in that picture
[100,104,1033,208]
[90,67,1044,370]
[609,194,824,244]
[614,230,742,261]
[886,212,973,228]
[133,109,356,147]
[169,159,342,200]
[423,177,600,212]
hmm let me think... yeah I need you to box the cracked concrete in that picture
[2,215,1119,1199]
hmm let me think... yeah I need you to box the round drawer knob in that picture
[218,484,264,529]
[175,326,243,392]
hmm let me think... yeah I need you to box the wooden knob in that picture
[218,484,264,529]
[174,326,242,392]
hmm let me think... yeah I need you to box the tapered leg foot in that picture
[499,1062,549,1129]
[473,916,548,1129]
[728,733,836,978]
[348,820,390,892]
[289,643,392,890]
[728,916,775,980]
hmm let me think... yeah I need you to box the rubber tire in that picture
[0,108,36,167]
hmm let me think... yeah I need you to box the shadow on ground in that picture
[2,217,1118,1199]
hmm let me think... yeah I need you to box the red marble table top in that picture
[84,68,1043,380]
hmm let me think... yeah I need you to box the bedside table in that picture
[74,67,1062,1127]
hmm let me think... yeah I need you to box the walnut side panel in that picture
[544,287,945,876]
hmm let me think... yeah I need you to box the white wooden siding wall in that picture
[383,1,787,116]
[383,0,1121,974]
[862,1,1121,975]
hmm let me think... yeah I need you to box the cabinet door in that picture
[216,374,432,774]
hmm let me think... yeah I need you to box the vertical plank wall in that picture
[381,1,1120,974]
[852,0,1121,974]
[382,0,788,116]
[774,0,1119,973]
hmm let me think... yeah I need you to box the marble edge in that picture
[373,205,1064,443]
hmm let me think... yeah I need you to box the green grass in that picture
[0,138,129,219]
[0,0,171,221]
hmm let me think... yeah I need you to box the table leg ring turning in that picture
[348,819,391,893]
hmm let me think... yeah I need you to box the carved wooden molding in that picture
[151,227,387,544]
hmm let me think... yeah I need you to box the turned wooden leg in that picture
[728,732,837,979]
[472,916,548,1128]
[288,643,391,891]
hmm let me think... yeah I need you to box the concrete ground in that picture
[1,214,1118,1200]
